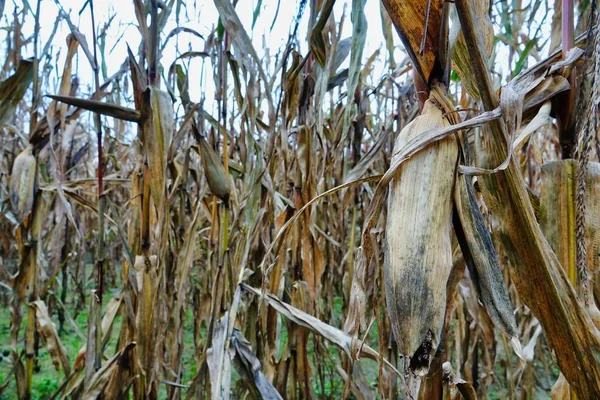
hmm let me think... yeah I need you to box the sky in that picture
[2,0,398,119]
[1,0,555,129]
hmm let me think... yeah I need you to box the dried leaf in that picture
[81,343,136,400]
[213,0,274,122]
[241,283,401,377]
[46,95,141,122]
[207,315,233,400]
[341,0,367,144]
[513,100,551,151]
[0,59,34,126]
[232,329,283,400]
[450,0,494,99]
[381,0,444,83]
[32,301,71,375]
[453,173,518,340]
[134,255,159,394]
[308,0,335,68]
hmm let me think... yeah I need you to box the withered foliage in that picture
[1,0,600,399]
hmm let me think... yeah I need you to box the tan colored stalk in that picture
[455,0,600,396]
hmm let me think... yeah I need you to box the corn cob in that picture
[9,144,37,224]
[384,86,458,384]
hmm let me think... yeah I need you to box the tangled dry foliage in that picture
[1,0,600,398]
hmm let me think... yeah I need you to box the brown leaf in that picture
[32,301,71,375]
[46,95,141,123]
[207,315,233,400]
[81,343,136,400]
[232,329,283,400]
[241,283,401,378]
[381,0,444,84]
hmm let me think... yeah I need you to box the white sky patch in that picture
[1,0,555,131]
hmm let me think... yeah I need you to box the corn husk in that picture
[142,87,173,207]
[193,124,232,203]
[453,173,518,340]
[384,87,458,387]
[10,144,37,224]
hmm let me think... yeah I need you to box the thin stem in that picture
[148,0,159,86]
[89,0,104,375]
[562,0,574,58]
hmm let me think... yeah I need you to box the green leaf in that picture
[513,38,538,77]
[251,0,262,30]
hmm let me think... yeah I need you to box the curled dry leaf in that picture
[80,343,136,400]
[343,247,368,335]
[231,329,283,400]
[380,0,444,84]
[31,301,70,375]
[241,283,401,378]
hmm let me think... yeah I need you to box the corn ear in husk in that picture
[384,87,458,385]
[193,123,232,203]
[142,87,173,207]
[10,144,37,224]
[453,170,519,344]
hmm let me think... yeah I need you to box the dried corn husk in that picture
[384,86,458,389]
[32,301,71,375]
[10,144,37,224]
[142,87,173,207]
[453,172,519,342]
[193,123,232,203]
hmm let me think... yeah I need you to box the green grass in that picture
[0,290,555,399]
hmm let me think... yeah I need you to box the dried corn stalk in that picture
[384,85,457,391]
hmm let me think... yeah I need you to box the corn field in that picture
[1,0,600,398]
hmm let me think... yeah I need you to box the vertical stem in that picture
[24,3,41,398]
[562,0,574,58]
[141,163,151,253]
[559,0,577,158]
[148,0,159,86]
[89,0,104,375]
[29,0,41,134]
